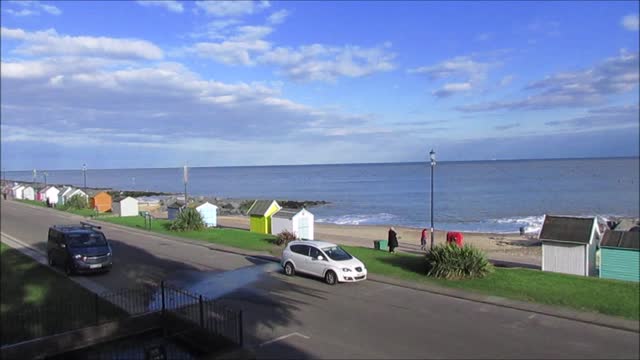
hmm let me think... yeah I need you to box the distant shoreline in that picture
[2,155,638,172]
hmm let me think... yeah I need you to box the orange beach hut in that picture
[89,191,112,213]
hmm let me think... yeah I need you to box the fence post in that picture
[199,295,204,328]
[94,293,99,325]
[238,310,243,347]
[161,281,166,315]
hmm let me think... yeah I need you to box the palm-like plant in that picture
[425,243,493,279]
[169,207,205,232]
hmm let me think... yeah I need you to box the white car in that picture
[281,240,367,285]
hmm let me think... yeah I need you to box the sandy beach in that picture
[216,215,542,266]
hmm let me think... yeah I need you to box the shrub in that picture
[169,207,205,232]
[62,194,88,210]
[425,243,493,280]
[274,230,297,246]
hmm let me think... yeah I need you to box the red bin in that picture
[446,232,464,247]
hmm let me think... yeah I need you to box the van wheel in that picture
[325,270,337,285]
[284,262,295,276]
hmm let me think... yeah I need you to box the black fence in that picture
[0,283,243,348]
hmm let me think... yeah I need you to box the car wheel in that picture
[325,270,337,285]
[65,262,74,276]
[284,262,295,276]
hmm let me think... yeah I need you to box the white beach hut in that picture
[58,186,74,205]
[44,186,60,205]
[66,188,88,201]
[12,185,25,199]
[271,208,314,240]
[112,196,139,217]
[195,202,218,227]
[22,186,36,200]
[539,215,601,277]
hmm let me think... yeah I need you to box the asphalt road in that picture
[1,200,638,359]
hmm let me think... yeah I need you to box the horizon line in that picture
[2,155,638,173]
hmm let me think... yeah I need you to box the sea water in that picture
[6,158,639,234]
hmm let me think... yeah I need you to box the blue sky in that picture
[1,0,638,170]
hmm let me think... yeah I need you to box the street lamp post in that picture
[429,149,436,250]
[43,172,48,187]
[82,164,87,191]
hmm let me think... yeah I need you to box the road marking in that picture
[259,332,310,347]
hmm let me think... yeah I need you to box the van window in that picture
[66,233,107,248]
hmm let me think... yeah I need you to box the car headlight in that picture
[342,268,352,272]
[107,252,112,256]
[73,254,82,259]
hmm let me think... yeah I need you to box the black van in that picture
[47,222,113,275]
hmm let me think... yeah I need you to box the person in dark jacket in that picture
[388,227,398,253]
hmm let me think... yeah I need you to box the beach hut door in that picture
[299,216,310,240]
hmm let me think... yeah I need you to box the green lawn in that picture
[19,199,47,207]
[101,216,279,254]
[344,246,640,320]
[0,242,126,345]
[17,199,107,217]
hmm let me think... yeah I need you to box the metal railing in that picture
[1,283,243,347]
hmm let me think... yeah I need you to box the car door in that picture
[56,233,68,265]
[290,245,310,274]
[307,246,327,277]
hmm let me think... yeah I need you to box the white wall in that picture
[196,203,218,227]
[117,197,139,217]
[14,187,25,199]
[542,242,587,276]
[272,217,293,236]
[294,209,314,240]
[23,187,35,200]
[45,188,60,204]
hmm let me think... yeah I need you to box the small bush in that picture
[169,207,205,232]
[426,244,493,280]
[62,194,89,210]
[274,230,297,246]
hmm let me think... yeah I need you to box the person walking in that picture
[388,227,398,253]
[420,228,427,250]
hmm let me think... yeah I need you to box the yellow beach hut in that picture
[247,200,281,234]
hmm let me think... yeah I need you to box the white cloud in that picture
[3,1,61,16]
[267,9,289,24]
[409,56,492,97]
[432,82,473,98]
[1,27,163,60]
[257,43,396,82]
[136,0,184,13]
[621,14,639,31]
[458,50,639,112]
[195,0,270,17]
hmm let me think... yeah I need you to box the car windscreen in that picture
[322,246,352,261]
[67,233,107,248]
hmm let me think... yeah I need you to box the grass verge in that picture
[344,246,640,320]
[0,242,126,345]
[101,216,278,254]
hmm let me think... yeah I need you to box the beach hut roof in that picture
[600,230,639,250]
[613,219,640,232]
[247,200,279,216]
[167,200,186,209]
[539,215,595,244]
[273,208,303,220]
[113,195,137,202]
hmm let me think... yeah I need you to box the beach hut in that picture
[195,202,218,227]
[89,191,112,213]
[167,201,185,220]
[271,208,315,240]
[22,186,36,201]
[12,185,25,199]
[66,188,88,201]
[599,230,639,282]
[58,186,74,205]
[36,186,49,201]
[44,186,60,205]
[539,215,601,277]
[112,196,139,217]
[247,200,281,234]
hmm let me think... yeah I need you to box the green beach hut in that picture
[247,200,281,234]
[599,230,639,282]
